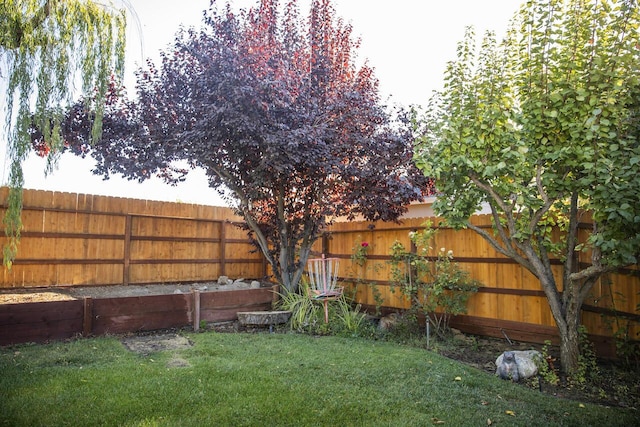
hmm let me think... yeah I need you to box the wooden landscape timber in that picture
[0,285,278,345]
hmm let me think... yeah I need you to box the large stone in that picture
[217,276,232,286]
[378,313,400,331]
[495,350,544,381]
[237,311,292,326]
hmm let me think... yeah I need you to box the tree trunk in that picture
[538,273,582,376]
[557,310,581,375]
[276,241,312,294]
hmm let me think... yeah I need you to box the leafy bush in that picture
[276,280,320,332]
[389,223,480,338]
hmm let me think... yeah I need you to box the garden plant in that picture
[389,225,480,339]
[415,0,640,375]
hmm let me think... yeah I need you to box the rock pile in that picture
[215,276,262,289]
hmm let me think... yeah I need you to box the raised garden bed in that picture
[0,283,279,346]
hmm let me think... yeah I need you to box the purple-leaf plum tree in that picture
[43,0,432,292]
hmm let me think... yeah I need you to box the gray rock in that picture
[217,276,232,286]
[250,281,261,289]
[495,350,543,381]
[378,313,400,331]
[237,311,291,326]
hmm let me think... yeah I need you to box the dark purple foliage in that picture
[35,0,432,291]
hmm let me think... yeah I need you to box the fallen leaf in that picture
[487,418,492,425]
[431,418,445,425]
[505,410,516,416]
[454,376,462,381]
[578,403,585,408]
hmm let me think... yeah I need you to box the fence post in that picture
[83,297,93,336]
[322,233,330,257]
[123,215,132,286]
[192,290,201,331]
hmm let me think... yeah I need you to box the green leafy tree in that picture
[1,0,126,266]
[415,0,640,375]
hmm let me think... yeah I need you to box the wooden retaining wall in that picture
[0,285,278,345]
[0,188,265,288]
[322,216,640,358]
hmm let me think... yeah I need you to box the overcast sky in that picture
[7,0,521,206]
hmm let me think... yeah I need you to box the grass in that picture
[1,332,637,427]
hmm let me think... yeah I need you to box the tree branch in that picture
[563,191,579,289]
[466,221,534,272]
[528,163,555,234]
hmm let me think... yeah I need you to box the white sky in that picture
[6,0,521,207]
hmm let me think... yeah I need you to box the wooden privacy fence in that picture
[321,216,640,358]
[1,188,638,358]
[0,188,265,288]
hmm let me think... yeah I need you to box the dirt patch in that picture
[166,357,192,368]
[0,291,76,304]
[437,330,640,410]
[121,333,193,355]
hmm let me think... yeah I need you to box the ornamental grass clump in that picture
[276,280,372,337]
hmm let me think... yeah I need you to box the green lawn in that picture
[1,332,636,426]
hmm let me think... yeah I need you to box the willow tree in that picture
[415,0,640,375]
[1,0,126,266]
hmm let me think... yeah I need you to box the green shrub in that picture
[389,223,480,338]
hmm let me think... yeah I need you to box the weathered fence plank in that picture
[92,293,193,335]
[199,286,276,322]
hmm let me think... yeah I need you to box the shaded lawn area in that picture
[1,332,636,426]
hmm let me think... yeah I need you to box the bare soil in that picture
[121,333,194,355]
[436,330,640,411]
